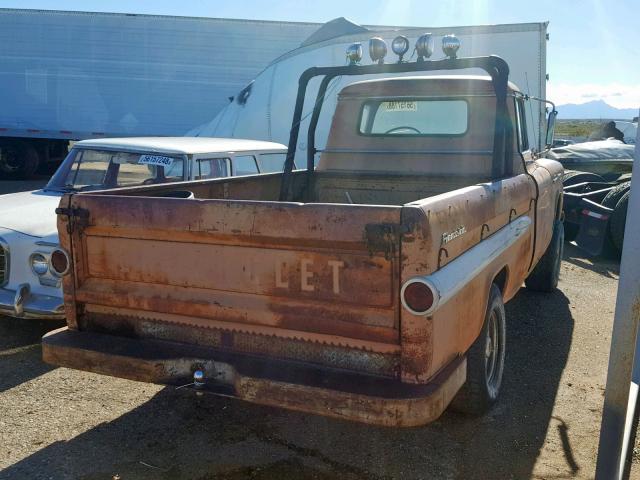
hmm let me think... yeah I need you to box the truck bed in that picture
[58,171,494,377]
[100,170,490,205]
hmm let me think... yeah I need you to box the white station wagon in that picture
[0,137,287,319]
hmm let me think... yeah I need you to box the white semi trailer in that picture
[0,9,550,180]
[0,8,319,178]
[190,20,550,166]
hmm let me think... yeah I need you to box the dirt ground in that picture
[0,180,638,479]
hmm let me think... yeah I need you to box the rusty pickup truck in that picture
[43,35,564,427]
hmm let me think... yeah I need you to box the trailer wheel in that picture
[451,284,506,415]
[609,191,629,254]
[525,220,564,292]
[562,170,605,187]
[602,181,631,210]
[601,181,631,255]
[0,141,40,179]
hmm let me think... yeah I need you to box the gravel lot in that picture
[0,179,637,479]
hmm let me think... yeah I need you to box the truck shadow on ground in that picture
[1,289,573,480]
[0,316,61,393]
[562,242,620,279]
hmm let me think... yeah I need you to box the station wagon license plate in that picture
[138,154,174,167]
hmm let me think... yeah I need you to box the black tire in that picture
[601,182,631,256]
[602,181,631,210]
[609,191,629,253]
[0,141,40,179]
[525,220,564,292]
[562,170,605,187]
[451,284,506,415]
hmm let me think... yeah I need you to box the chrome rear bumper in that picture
[0,283,65,319]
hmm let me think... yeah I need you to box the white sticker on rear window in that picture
[383,101,417,112]
[138,155,174,167]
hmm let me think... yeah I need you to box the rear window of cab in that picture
[359,99,468,136]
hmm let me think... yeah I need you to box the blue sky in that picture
[1,0,638,109]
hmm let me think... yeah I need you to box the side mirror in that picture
[545,110,558,148]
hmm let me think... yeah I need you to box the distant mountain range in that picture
[556,100,638,120]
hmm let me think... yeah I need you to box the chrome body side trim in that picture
[401,215,532,315]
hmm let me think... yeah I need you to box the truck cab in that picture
[43,35,564,427]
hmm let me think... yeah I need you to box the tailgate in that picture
[59,194,402,357]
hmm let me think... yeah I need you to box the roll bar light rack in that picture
[279,55,514,201]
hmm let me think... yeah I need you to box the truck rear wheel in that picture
[0,141,40,179]
[451,284,506,415]
[525,220,564,292]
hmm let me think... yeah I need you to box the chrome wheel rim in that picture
[485,309,501,393]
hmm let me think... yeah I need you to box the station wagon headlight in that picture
[30,252,49,276]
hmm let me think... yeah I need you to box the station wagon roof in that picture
[339,75,521,97]
[74,137,287,155]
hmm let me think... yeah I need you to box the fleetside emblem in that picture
[441,226,466,245]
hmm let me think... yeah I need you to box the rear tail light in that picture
[50,249,70,276]
[401,279,437,316]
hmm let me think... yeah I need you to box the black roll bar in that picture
[279,55,513,201]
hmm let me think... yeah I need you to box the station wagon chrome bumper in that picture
[0,284,65,319]
[43,327,466,427]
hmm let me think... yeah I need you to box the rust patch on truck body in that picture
[64,193,403,358]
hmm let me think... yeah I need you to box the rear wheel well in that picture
[493,267,508,294]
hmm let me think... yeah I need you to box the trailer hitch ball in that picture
[193,370,205,389]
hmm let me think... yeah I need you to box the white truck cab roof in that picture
[75,137,287,155]
[339,75,521,94]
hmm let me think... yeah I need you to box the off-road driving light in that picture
[369,37,387,64]
[391,35,410,61]
[401,278,438,316]
[346,43,363,65]
[442,34,460,59]
[415,33,434,61]
[29,252,48,276]
[50,248,70,276]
